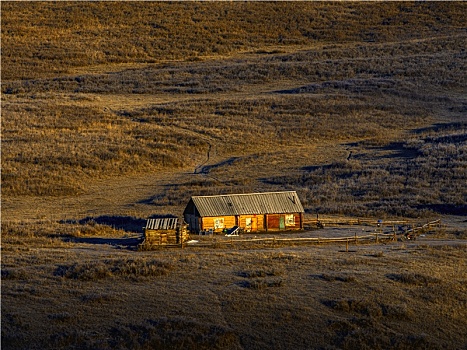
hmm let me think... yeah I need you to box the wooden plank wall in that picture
[201,216,236,233]
[266,213,302,231]
[238,215,265,232]
[144,225,189,246]
[266,214,280,230]
[144,229,177,245]
[184,213,199,233]
[198,213,304,233]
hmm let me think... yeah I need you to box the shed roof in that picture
[185,191,304,217]
[145,217,178,230]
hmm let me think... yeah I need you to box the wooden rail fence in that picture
[404,219,441,234]
[187,219,442,249]
[187,232,397,248]
[303,217,411,227]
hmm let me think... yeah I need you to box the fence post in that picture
[346,239,349,252]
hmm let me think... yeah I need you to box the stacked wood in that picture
[139,218,189,250]
[144,228,178,245]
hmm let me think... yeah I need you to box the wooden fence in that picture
[404,219,441,234]
[303,217,442,233]
[186,219,442,249]
[187,232,397,249]
[303,216,411,227]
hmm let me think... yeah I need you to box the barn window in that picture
[285,214,295,226]
[214,218,224,229]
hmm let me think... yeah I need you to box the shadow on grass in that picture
[196,156,240,174]
[56,214,184,249]
[53,234,143,250]
[69,236,142,248]
[80,215,147,232]
[61,214,177,233]
[416,204,467,216]
[411,122,465,135]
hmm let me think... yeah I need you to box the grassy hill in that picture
[1,3,467,349]
[3,2,465,80]
[2,1,466,219]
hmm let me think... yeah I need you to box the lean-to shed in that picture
[183,191,304,234]
[140,217,188,248]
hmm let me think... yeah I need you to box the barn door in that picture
[279,216,285,230]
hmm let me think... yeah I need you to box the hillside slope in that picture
[2,3,467,350]
[2,2,466,219]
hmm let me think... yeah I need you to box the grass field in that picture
[2,225,467,349]
[1,2,467,349]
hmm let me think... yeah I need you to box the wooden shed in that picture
[140,217,189,249]
[183,191,304,234]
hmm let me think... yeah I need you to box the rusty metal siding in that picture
[145,217,178,230]
[189,191,304,217]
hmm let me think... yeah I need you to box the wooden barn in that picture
[183,191,304,234]
[140,217,189,249]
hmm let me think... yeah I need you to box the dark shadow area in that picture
[196,157,240,174]
[148,213,178,219]
[343,141,419,161]
[386,273,441,286]
[138,194,163,205]
[60,215,177,234]
[258,177,277,186]
[49,234,143,250]
[236,280,253,289]
[300,165,324,172]
[273,79,401,96]
[68,236,142,248]
[410,122,466,135]
[310,274,357,281]
[416,204,467,216]
[425,133,467,144]
[375,142,419,160]
[61,215,147,233]
[274,84,317,94]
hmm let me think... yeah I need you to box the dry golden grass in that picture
[1,2,467,348]
[3,2,465,80]
[3,2,466,219]
[2,230,467,349]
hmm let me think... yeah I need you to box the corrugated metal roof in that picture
[190,191,304,217]
[145,217,178,230]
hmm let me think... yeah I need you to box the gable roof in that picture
[185,191,304,217]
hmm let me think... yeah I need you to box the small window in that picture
[285,214,295,226]
[214,218,224,229]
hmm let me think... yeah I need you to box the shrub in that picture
[240,278,284,290]
[1,268,28,280]
[386,273,441,286]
